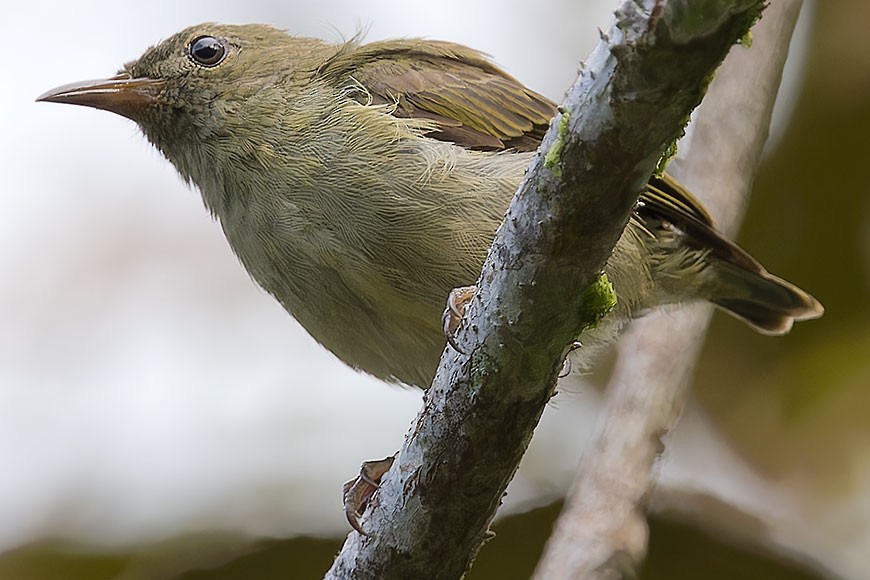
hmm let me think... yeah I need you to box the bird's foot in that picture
[442,285,477,353]
[342,455,396,535]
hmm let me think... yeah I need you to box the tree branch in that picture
[532,2,805,579]
[325,1,765,578]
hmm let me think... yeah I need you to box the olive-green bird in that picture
[38,24,823,389]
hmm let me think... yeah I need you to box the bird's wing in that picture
[318,38,556,152]
[644,173,715,229]
[642,173,765,274]
[320,38,751,267]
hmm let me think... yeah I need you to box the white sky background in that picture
[0,0,815,558]
[0,0,618,550]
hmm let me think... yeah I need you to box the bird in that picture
[37,23,823,389]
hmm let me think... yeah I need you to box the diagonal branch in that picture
[532,2,806,579]
[325,1,765,578]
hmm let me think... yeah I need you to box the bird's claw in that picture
[442,285,477,353]
[342,455,396,535]
[559,341,583,377]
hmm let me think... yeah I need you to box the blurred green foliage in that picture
[0,506,824,579]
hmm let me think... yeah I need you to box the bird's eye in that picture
[189,36,227,67]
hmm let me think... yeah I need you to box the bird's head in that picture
[38,24,330,176]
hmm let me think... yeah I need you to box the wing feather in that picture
[318,37,753,270]
[318,38,554,151]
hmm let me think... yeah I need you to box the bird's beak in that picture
[36,73,165,121]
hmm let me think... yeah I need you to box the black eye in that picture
[189,36,227,67]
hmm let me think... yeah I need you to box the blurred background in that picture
[1,0,867,578]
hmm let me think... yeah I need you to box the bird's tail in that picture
[639,174,824,334]
[705,258,824,335]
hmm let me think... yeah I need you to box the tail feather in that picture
[708,260,824,335]
[640,174,824,335]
